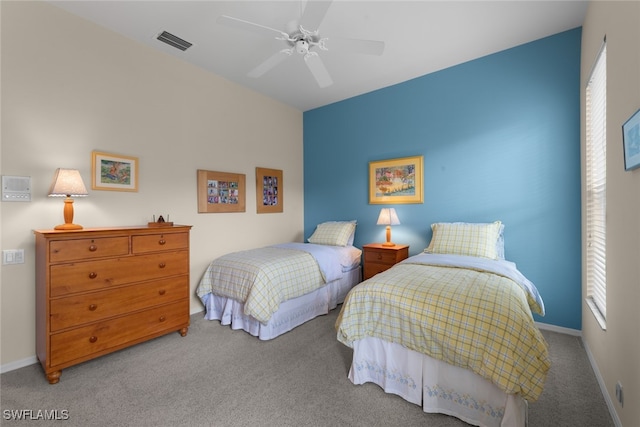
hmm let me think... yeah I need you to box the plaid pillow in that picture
[308,221,356,247]
[425,221,502,259]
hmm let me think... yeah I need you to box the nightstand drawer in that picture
[364,263,391,279]
[364,250,401,265]
[49,237,129,263]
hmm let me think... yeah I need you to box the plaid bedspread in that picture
[336,256,550,401]
[197,247,325,324]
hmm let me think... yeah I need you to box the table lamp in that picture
[377,208,400,246]
[48,168,88,230]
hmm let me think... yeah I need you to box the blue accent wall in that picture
[303,28,582,330]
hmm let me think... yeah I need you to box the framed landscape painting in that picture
[92,151,138,192]
[369,155,423,204]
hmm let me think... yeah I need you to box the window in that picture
[585,41,607,329]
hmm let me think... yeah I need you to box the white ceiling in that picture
[49,1,588,112]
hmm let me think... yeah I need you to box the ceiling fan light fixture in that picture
[295,40,309,54]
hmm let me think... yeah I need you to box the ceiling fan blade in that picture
[325,37,385,56]
[217,15,288,39]
[299,0,333,31]
[304,53,333,88]
[248,49,293,78]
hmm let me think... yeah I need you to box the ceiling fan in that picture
[217,0,385,88]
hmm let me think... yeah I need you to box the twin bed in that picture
[197,221,361,340]
[197,220,549,427]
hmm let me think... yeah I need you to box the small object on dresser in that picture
[148,214,173,227]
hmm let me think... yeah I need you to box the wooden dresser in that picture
[34,225,192,384]
[362,243,410,280]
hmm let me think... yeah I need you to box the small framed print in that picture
[256,167,283,214]
[622,108,640,171]
[197,169,246,213]
[91,151,138,192]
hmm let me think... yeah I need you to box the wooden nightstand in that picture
[362,243,409,280]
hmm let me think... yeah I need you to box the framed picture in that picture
[91,151,138,192]
[256,167,283,214]
[369,155,424,204]
[197,169,246,213]
[622,108,640,171]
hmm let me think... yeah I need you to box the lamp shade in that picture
[48,169,88,197]
[376,208,400,226]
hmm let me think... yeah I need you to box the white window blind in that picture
[585,41,607,325]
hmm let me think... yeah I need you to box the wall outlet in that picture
[615,381,623,407]
[2,249,24,265]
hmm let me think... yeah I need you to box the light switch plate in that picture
[3,249,25,265]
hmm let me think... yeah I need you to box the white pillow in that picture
[425,221,503,259]
[308,221,357,247]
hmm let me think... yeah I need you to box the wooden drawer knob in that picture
[89,244,98,252]
[88,304,97,311]
[158,262,166,268]
[159,316,166,322]
[158,239,166,245]
[158,289,166,296]
[89,336,98,343]
[88,272,98,279]
[377,253,383,260]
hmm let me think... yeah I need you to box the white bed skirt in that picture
[349,337,527,427]
[202,266,360,340]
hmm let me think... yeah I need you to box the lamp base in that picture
[382,241,396,247]
[54,223,83,230]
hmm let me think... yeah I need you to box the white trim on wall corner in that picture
[1,355,37,374]
[536,322,619,426]
[535,321,581,336]
[582,338,623,427]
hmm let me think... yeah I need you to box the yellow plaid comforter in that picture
[197,247,325,324]
[336,258,550,401]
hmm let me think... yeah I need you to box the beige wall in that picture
[0,2,303,368]
[581,2,640,426]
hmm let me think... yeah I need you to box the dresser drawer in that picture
[132,232,188,254]
[364,249,400,265]
[50,276,188,331]
[50,300,188,367]
[50,251,189,297]
[49,237,129,263]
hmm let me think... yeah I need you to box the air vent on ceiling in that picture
[156,31,192,51]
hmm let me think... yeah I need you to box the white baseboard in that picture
[2,312,206,374]
[581,338,622,427]
[535,321,581,336]
[536,322,619,426]
[1,356,37,374]
[190,307,204,316]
